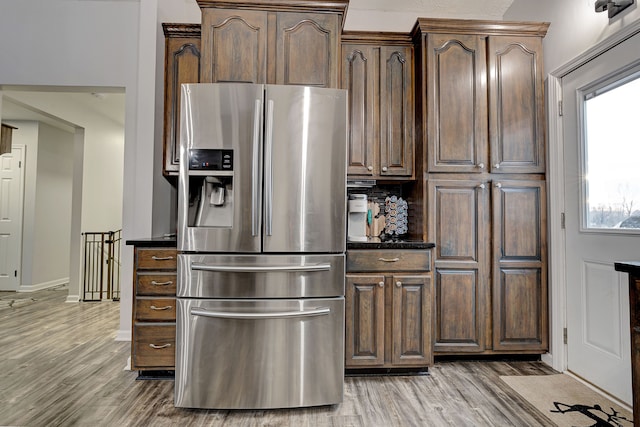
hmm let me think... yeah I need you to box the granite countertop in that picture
[614,261,640,275]
[125,235,177,247]
[347,239,435,250]
[125,235,434,250]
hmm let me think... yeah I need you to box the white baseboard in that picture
[17,277,69,293]
[115,329,131,342]
[65,295,80,303]
[541,352,553,368]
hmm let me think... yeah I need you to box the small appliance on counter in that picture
[347,194,368,242]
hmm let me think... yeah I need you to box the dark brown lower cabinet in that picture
[428,176,548,355]
[345,249,433,369]
[129,245,178,371]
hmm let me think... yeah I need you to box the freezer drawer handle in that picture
[191,262,331,272]
[190,306,330,320]
[149,343,172,349]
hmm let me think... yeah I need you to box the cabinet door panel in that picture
[493,180,545,262]
[428,179,489,352]
[493,268,547,350]
[427,34,487,173]
[492,180,548,351]
[391,275,432,365]
[435,269,485,352]
[276,12,339,87]
[346,275,385,366]
[380,46,413,177]
[163,26,201,175]
[343,45,376,176]
[200,9,267,83]
[489,36,545,173]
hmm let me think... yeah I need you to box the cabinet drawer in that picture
[136,248,177,270]
[132,324,176,369]
[137,273,177,296]
[135,298,177,322]
[347,250,431,272]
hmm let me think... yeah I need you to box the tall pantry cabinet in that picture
[411,19,550,355]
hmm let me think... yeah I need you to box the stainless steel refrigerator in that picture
[175,83,347,410]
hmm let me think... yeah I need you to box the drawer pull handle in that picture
[150,305,172,311]
[152,255,174,261]
[378,257,400,262]
[150,280,173,286]
[149,343,172,349]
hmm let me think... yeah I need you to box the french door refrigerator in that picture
[175,83,347,410]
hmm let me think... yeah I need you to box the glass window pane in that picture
[584,73,640,230]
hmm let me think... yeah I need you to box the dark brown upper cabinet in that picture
[342,33,414,179]
[162,24,201,176]
[197,1,347,88]
[412,19,549,174]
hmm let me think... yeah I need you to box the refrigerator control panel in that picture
[189,149,233,171]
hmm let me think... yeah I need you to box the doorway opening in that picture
[0,87,125,302]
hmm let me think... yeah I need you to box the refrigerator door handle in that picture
[264,99,275,236]
[190,306,330,320]
[252,98,262,237]
[191,262,331,273]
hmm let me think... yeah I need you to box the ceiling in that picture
[345,0,515,31]
[1,90,125,132]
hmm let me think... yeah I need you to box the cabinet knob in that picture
[478,183,486,189]
[495,182,502,188]
[367,165,373,171]
[381,166,388,172]
[378,281,384,288]
[396,281,402,288]
[494,163,500,169]
[477,163,485,169]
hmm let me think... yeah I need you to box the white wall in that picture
[32,123,74,287]
[4,92,125,232]
[5,121,74,292]
[505,0,640,73]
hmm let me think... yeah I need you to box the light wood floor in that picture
[0,287,558,427]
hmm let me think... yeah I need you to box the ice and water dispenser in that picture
[187,149,234,228]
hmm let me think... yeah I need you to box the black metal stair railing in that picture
[81,230,121,302]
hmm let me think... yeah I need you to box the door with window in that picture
[562,31,640,405]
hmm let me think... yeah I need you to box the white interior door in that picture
[562,32,640,406]
[0,144,25,291]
